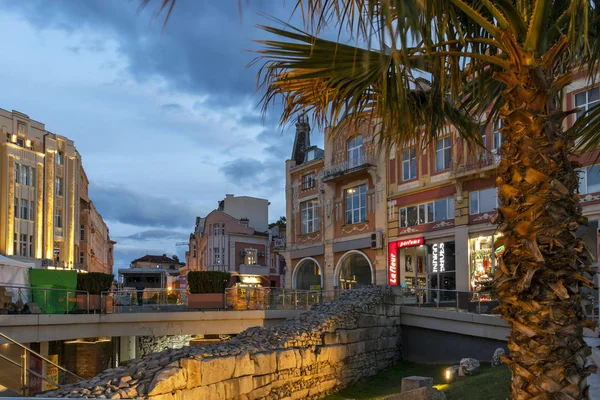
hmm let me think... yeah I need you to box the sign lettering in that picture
[397,237,425,249]
[432,243,446,273]
[388,241,399,285]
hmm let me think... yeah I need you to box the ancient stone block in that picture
[252,352,276,375]
[326,345,349,364]
[323,333,339,345]
[147,367,187,396]
[200,356,236,386]
[179,357,201,389]
[401,376,433,393]
[299,348,317,368]
[233,353,255,377]
[277,349,297,371]
[348,342,366,357]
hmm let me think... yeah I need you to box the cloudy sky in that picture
[0,0,323,272]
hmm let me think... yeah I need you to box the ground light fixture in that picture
[445,367,456,382]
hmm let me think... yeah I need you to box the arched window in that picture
[293,258,322,290]
[336,251,373,289]
[347,135,363,168]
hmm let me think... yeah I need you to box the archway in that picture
[334,250,374,289]
[292,257,323,290]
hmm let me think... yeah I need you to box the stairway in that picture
[0,331,82,396]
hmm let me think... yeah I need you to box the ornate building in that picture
[283,117,388,290]
[0,107,114,271]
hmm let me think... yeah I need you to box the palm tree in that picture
[144,1,599,398]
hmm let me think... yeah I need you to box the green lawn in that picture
[323,361,511,400]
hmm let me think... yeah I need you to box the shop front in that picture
[388,237,456,304]
[468,233,502,301]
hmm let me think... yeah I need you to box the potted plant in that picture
[76,272,114,312]
[187,271,231,310]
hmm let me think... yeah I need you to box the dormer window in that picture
[306,149,315,162]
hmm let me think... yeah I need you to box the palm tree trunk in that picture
[493,39,596,400]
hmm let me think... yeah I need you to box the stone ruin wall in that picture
[40,287,402,400]
[138,335,195,358]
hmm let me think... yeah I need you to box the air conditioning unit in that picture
[370,231,383,249]
[258,251,265,257]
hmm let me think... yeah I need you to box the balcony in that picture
[451,152,500,178]
[239,264,270,276]
[274,237,286,250]
[322,155,377,183]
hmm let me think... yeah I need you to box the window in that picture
[28,167,34,186]
[213,247,221,264]
[435,137,452,171]
[192,245,197,258]
[19,234,27,257]
[213,223,220,236]
[493,120,504,151]
[20,199,28,220]
[29,235,33,258]
[14,163,19,184]
[579,165,600,194]
[29,201,34,221]
[345,184,367,224]
[300,199,319,234]
[347,135,363,168]
[470,188,498,215]
[402,148,417,181]
[79,252,84,264]
[13,234,16,255]
[21,165,27,185]
[245,249,257,265]
[575,87,600,120]
[434,198,455,221]
[399,198,454,227]
[56,151,64,165]
[306,149,315,162]
[55,178,63,196]
[80,224,85,241]
[55,209,62,228]
[16,138,24,147]
[302,172,316,190]
[13,197,17,218]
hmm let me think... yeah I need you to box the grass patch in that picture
[323,361,510,400]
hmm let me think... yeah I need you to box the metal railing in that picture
[224,288,342,310]
[400,288,499,314]
[0,331,83,396]
[322,154,376,180]
[0,284,90,315]
[101,288,187,313]
[452,151,500,176]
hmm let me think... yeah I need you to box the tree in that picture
[269,216,287,229]
[143,1,599,398]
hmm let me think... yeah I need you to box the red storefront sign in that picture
[388,237,425,285]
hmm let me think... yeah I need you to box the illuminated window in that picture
[345,184,367,224]
[245,249,257,265]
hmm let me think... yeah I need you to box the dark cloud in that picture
[0,0,297,108]
[89,183,200,229]
[117,229,188,242]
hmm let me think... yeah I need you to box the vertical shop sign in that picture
[388,241,399,285]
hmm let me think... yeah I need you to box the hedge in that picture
[76,272,114,295]
[188,271,231,294]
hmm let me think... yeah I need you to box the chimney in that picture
[240,218,249,228]
[291,114,310,165]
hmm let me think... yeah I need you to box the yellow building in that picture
[0,108,113,270]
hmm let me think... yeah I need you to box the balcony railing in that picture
[322,154,376,181]
[452,151,500,177]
